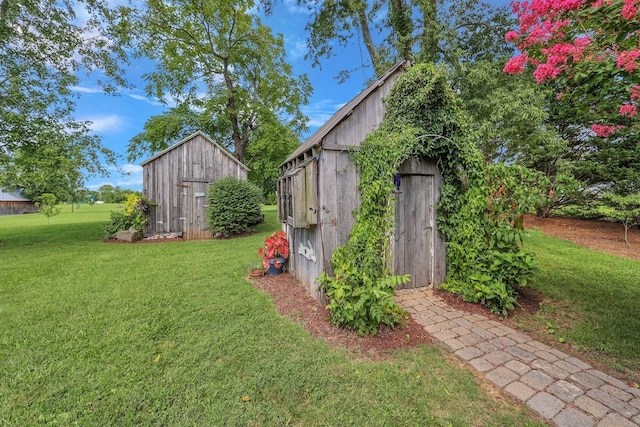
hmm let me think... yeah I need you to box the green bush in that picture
[206,177,263,235]
[103,194,149,240]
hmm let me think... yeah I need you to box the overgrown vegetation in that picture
[319,64,537,336]
[206,177,263,236]
[103,193,150,240]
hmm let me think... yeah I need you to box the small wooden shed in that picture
[141,131,249,240]
[0,190,37,216]
[278,61,446,300]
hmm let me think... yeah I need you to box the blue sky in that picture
[74,0,510,192]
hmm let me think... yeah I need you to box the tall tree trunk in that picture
[354,5,382,76]
[222,60,247,162]
[389,0,414,61]
[416,0,438,62]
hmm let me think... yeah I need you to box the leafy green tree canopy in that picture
[127,0,311,163]
[0,0,132,199]
[298,0,513,80]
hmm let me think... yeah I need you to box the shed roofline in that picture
[280,60,410,170]
[140,130,250,171]
[0,189,31,202]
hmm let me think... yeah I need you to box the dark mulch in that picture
[250,272,432,361]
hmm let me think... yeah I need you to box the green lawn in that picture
[521,229,640,380]
[0,205,543,426]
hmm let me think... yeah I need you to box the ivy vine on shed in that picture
[319,63,536,336]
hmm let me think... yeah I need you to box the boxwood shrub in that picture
[207,177,263,235]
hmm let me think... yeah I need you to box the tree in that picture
[597,193,640,244]
[457,60,552,164]
[1,132,96,205]
[0,0,131,191]
[127,0,311,163]
[245,114,300,199]
[504,0,640,137]
[35,193,61,224]
[300,0,513,80]
[504,1,640,197]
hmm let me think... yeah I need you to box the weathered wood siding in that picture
[392,157,446,288]
[286,223,325,300]
[142,132,248,240]
[282,63,405,301]
[0,201,37,216]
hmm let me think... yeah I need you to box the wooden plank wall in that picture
[287,223,324,300]
[285,66,403,299]
[392,157,447,288]
[143,134,248,239]
[0,201,37,216]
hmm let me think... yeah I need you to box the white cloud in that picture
[119,164,143,175]
[83,115,127,133]
[87,163,144,190]
[287,38,308,61]
[302,99,345,128]
[71,85,102,94]
[127,93,166,107]
[283,0,312,15]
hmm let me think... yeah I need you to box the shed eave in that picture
[140,130,250,172]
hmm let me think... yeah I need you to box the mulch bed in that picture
[250,272,431,360]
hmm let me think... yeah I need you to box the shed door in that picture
[393,157,444,289]
[180,181,212,240]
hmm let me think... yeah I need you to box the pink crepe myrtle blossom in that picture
[622,0,638,19]
[505,30,520,42]
[507,0,640,132]
[591,124,617,137]
[504,54,528,74]
[620,104,638,117]
[533,63,562,83]
[616,50,640,72]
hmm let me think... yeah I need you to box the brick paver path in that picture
[395,288,640,427]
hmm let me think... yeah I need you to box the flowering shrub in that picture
[504,0,640,137]
[103,194,151,240]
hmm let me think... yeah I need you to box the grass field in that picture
[521,230,640,379]
[0,205,543,426]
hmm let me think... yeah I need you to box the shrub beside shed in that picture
[141,131,249,240]
[278,61,447,301]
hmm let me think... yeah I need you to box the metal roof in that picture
[0,190,31,202]
[140,130,249,171]
[282,60,410,166]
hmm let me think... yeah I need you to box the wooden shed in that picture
[278,61,446,300]
[141,131,249,240]
[0,190,37,216]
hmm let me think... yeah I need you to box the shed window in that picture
[278,159,317,228]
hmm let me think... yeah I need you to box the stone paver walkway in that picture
[395,288,640,427]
